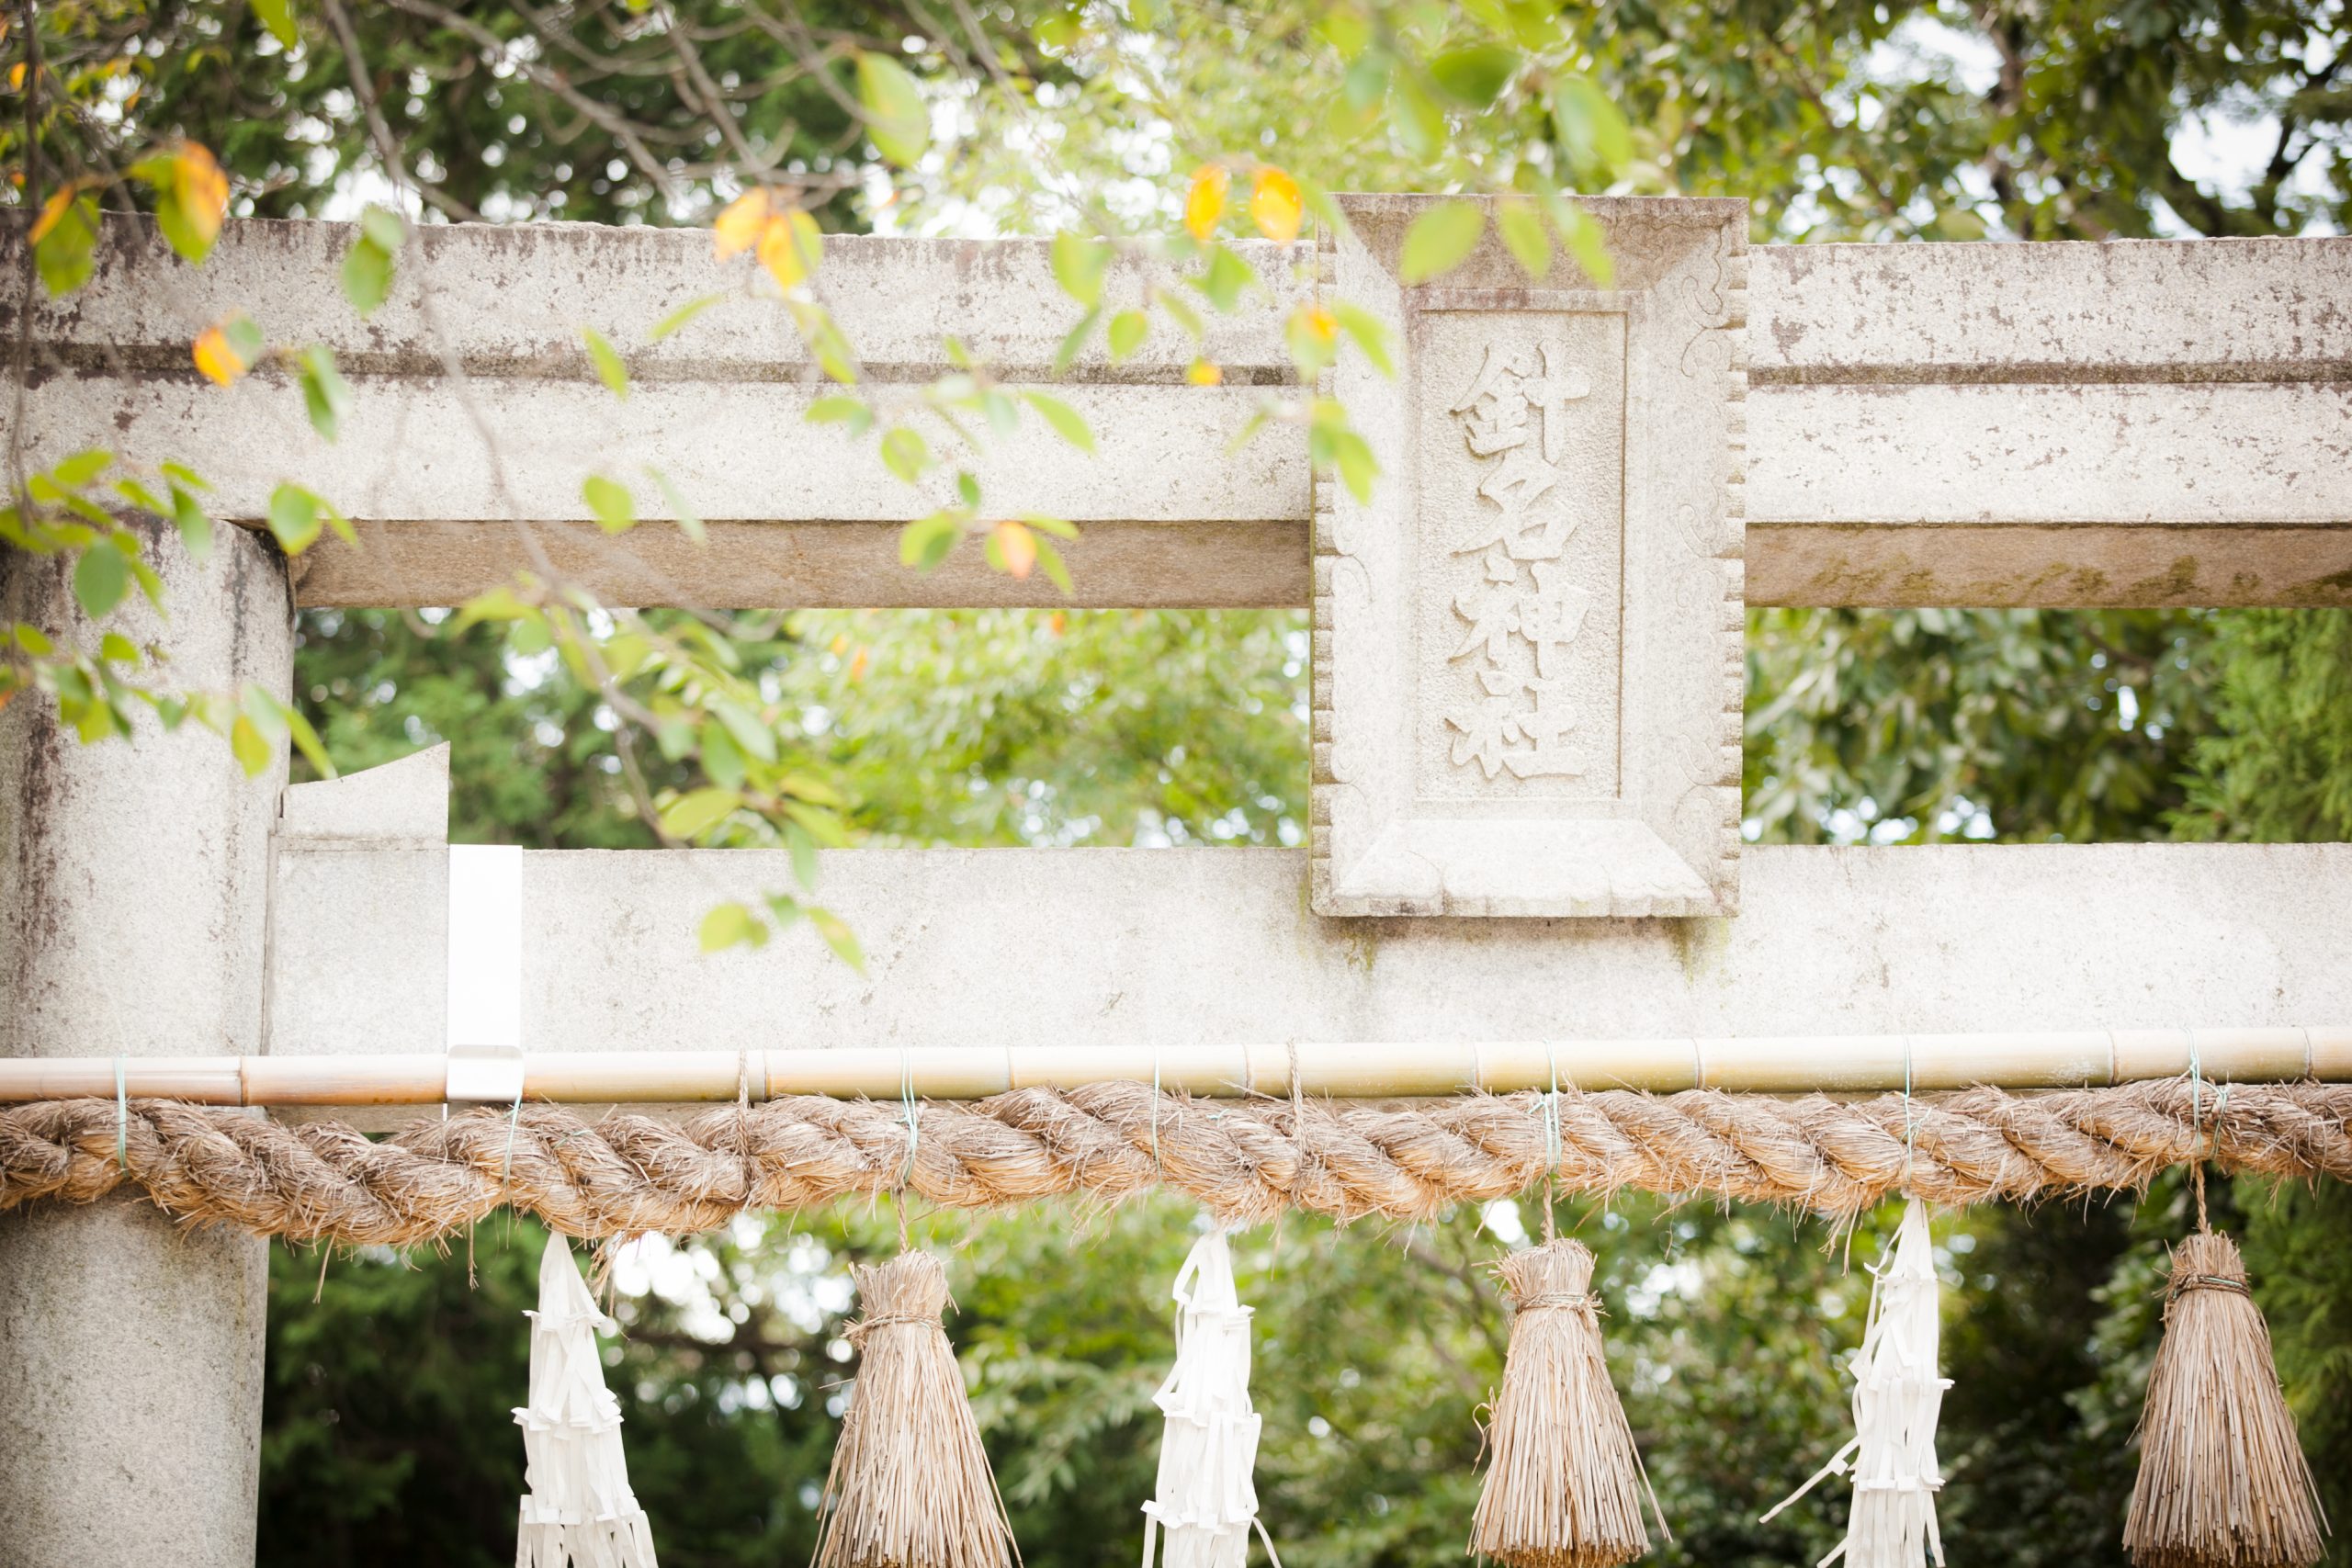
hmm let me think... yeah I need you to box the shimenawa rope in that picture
[2,1077,2349,1246]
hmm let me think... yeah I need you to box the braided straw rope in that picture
[3,1078,2349,1245]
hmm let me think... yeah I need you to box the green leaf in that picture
[807,395,875,436]
[1150,294,1201,351]
[879,425,932,484]
[648,293,723,341]
[786,823,820,891]
[1497,198,1552,280]
[714,699,778,764]
[788,299,857,383]
[855,51,930,166]
[1549,76,1634,175]
[700,720,747,790]
[646,466,705,544]
[1107,310,1148,362]
[99,632,140,664]
[699,901,767,953]
[342,237,393,315]
[229,714,273,776]
[297,346,355,442]
[170,487,213,565]
[224,316,267,366]
[238,683,292,744]
[286,705,334,777]
[1050,231,1112,308]
[1023,391,1094,453]
[1392,79,1446,161]
[980,389,1019,437]
[266,482,322,554]
[451,586,537,631]
[51,449,113,488]
[781,798,850,847]
[112,479,165,513]
[661,786,744,840]
[899,513,961,572]
[318,494,357,547]
[34,196,99,297]
[1399,200,1485,284]
[359,205,407,253]
[581,327,629,399]
[508,615,551,656]
[1430,43,1520,105]
[1188,244,1256,313]
[582,474,637,534]
[1550,197,1617,288]
[1016,512,1079,539]
[1035,536,1074,596]
[73,544,128,619]
[252,0,300,48]
[808,905,865,972]
[1329,302,1395,377]
[1331,429,1379,502]
[1053,308,1099,373]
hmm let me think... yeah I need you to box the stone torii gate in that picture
[4,196,2351,1565]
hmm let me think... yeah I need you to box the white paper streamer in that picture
[1142,1229,1280,1568]
[514,1235,659,1568]
[1762,1195,1950,1568]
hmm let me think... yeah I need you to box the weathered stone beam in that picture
[266,838,2352,1056]
[0,212,1311,380]
[1745,236,2352,607]
[9,217,2351,608]
[295,518,1310,610]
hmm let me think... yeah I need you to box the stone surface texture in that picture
[254,836,2352,1055]
[1312,195,1746,918]
[8,216,2347,609]
[0,523,289,1568]
[1745,236,2352,606]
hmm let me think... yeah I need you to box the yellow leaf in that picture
[191,325,247,387]
[1249,165,1304,243]
[850,646,870,682]
[1186,356,1223,387]
[28,186,74,243]
[1183,164,1229,242]
[1303,304,1337,344]
[757,209,820,291]
[992,520,1037,579]
[713,189,769,259]
[175,142,229,246]
[7,62,23,91]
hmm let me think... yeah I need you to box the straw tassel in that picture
[1762,1195,1950,1567]
[2122,1228,2326,1568]
[1142,1228,1279,1568]
[1470,1236,1661,1567]
[514,1235,659,1568]
[813,1251,1018,1568]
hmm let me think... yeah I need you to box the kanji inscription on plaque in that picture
[1313,196,1746,918]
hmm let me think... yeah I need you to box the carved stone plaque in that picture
[1312,196,1746,917]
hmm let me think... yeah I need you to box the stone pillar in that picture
[0,520,292,1566]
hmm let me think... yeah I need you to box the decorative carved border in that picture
[1311,195,1746,918]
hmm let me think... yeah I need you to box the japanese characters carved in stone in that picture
[1313,195,1746,917]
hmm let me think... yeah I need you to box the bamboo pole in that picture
[0,1028,2346,1105]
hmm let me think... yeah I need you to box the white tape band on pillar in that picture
[446,844,525,1103]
